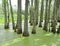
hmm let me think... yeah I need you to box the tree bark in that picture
[43,0,48,31]
[23,0,29,36]
[39,0,44,27]
[17,0,22,34]
[9,0,15,30]
[51,0,57,33]
[3,0,8,29]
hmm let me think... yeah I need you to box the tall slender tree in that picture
[39,0,44,27]
[47,0,52,31]
[3,0,8,29]
[51,0,57,33]
[32,8,36,34]
[32,0,37,34]
[7,0,10,29]
[56,0,60,33]
[17,0,22,34]
[36,0,39,25]
[9,0,15,29]
[29,0,33,25]
[23,0,29,36]
[43,0,48,31]
[48,0,52,23]
[56,0,60,22]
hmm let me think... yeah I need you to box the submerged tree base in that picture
[39,24,42,27]
[32,29,36,34]
[13,26,16,30]
[29,21,31,23]
[36,22,38,25]
[14,28,16,32]
[17,28,22,34]
[43,27,47,32]
[4,23,9,29]
[57,30,60,34]
[58,20,60,22]
[57,27,60,34]
[23,31,29,37]
[15,25,18,29]
[51,28,56,33]
[30,23,33,26]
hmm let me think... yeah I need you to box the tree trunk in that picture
[39,0,44,27]
[32,8,36,34]
[32,0,37,34]
[7,0,10,29]
[43,0,48,31]
[51,0,57,33]
[23,0,29,36]
[56,0,60,33]
[3,0,8,29]
[17,0,22,34]
[9,0,15,30]
[35,0,39,25]
[48,0,52,32]
[29,0,33,25]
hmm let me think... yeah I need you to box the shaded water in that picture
[0,24,60,46]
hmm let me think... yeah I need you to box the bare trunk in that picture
[17,0,22,34]
[29,0,33,25]
[7,0,10,29]
[9,0,15,29]
[39,0,44,27]
[32,0,37,34]
[48,0,52,31]
[36,0,39,25]
[23,0,29,36]
[43,0,48,31]
[3,0,8,29]
[51,0,57,33]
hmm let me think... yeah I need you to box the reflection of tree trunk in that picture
[9,0,15,29]
[17,0,22,34]
[43,0,48,31]
[39,0,44,27]
[23,0,29,36]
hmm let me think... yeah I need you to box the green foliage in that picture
[0,13,30,24]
